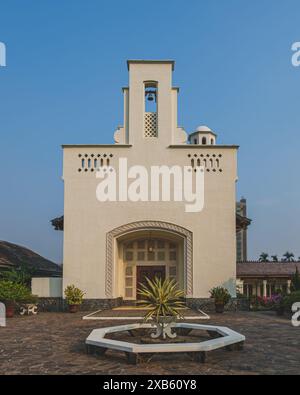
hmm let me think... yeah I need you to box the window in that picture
[169,266,177,282]
[137,251,145,261]
[157,251,165,260]
[147,251,155,261]
[125,277,133,287]
[169,251,177,261]
[125,264,134,299]
[157,240,165,249]
[169,266,177,276]
[125,251,133,261]
[202,137,207,145]
[124,242,134,261]
[138,240,145,249]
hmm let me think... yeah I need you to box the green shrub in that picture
[209,287,231,304]
[0,280,36,302]
[0,263,34,287]
[283,291,300,311]
[64,285,85,305]
[291,267,300,292]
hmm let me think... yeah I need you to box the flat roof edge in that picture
[127,60,175,71]
[62,144,132,148]
[168,145,239,149]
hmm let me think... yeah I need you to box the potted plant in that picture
[209,286,231,313]
[0,280,36,318]
[64,285,85,313]
[137,277,185,339]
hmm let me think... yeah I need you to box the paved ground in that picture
[0,311,299,375]
[84,307,207,318]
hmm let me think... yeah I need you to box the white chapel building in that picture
[60,60,238,307]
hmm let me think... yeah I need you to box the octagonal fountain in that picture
[85,278,245,364]
[86,321,245,364]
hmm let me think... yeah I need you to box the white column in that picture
[236,279,244,295]
[287,280,292,294]
[252,284,256,296]
[257,283,261,297]
[263,280,267,297]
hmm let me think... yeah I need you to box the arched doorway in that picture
[105,221,193,299]
[120,235,181,300]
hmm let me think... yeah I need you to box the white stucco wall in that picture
[61,60,238,300]
[32,277,62,298]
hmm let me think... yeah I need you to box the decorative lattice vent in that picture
[188,153,223,173]
[78,153,113,172]
[144,112,157,137]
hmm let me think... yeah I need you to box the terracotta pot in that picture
[215,303,225,313]
[68,304,80,313]
[4,301,15,318]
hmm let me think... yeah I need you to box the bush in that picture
[250,294,284,311]
[209,287,231,304]
[0,280,36,302]
[283,291,300,312]
[0,264,34,287]
[64,285,85,305]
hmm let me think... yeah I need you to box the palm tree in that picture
[282,252,295,262]
[271,255,278,262]
[259,252,269,262]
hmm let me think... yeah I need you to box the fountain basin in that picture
[85,322,245,364]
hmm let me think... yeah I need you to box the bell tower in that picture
[114,60,187,146]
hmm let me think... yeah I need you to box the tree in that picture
[271,255,278,262]
[291,267,300,292]
[259,252,269,262]
[0,262,34,287]
[282,252,295,262]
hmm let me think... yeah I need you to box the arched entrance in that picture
[120,234,181,300]
[105,221,193,299]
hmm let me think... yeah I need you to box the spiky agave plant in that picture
[137,276,186,322]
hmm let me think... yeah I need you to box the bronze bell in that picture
[147,92,154,101]
[146,90,156,102]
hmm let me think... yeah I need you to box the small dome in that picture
[196,125,212,132]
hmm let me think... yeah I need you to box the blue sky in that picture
[0,0,300,263]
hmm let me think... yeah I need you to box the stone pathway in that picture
[0,311,299,375]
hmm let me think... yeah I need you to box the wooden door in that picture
[136,266,165,299]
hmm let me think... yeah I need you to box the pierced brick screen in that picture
[144,112,157,137]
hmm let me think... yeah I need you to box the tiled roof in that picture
[237,262,300,278]
[0,241,62,277]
